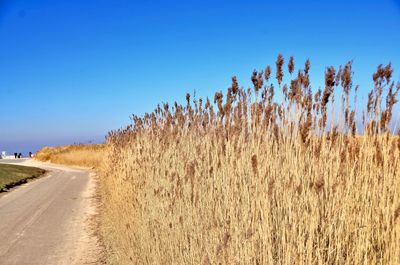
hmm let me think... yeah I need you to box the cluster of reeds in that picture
[99,55,400,265]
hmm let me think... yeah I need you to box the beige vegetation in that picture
[99,55,400,265]
[39,55,400,264]
[35,144,105,168]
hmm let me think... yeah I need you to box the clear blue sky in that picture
[1,0,400,153]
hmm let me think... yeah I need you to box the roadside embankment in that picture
[35,144,105,168]
[0,163,45,192]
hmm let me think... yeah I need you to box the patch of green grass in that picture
[0,164,46,192]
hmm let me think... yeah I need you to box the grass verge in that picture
[0,164,46,192]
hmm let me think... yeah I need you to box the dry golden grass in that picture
[35,144,105,168]
[98,56,400,264]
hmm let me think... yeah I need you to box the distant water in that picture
[1,138,105,157]
[0,145,41,157]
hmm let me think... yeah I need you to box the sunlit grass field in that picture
[35,144,105,168]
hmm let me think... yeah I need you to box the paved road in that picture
[0,159,100,265]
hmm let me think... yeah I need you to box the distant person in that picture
[18,153,22,159]
[14,153,18,159]
[29,152,32,158]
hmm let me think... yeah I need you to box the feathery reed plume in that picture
[276,54,284,85]
[288,56,294,75]
[265,65,271,81]
[341,61,353,96]
[322,66,336,108]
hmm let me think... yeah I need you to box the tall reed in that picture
[99,55,400,264]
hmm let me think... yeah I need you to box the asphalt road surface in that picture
[0,159,100,265]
